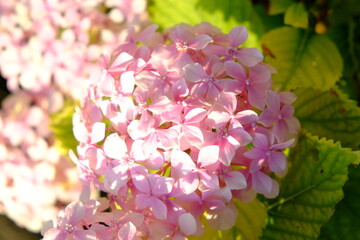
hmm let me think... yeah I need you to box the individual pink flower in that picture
[244,133,295,173]
[133,174,174,220]
[42,201,96,240]
[259,90,301,141]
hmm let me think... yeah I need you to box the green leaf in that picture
[50,99,78,156]
[319,165,360,239]
[234,199,267,240]
[293,87,360,150]
[261,27,343,91]
[149,0,264,47]
[268,0,294,15]
[189,199,267,240]
[261,133,359,240]
[284,3,308,29]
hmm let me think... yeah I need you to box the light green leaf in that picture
[261,133,359,240]
[261,27,343,91]
[284,3,308,28]
[149,0,264,47]
[189,199,267,240]
[293,87,360,150]
[319,165,360,240]
[50,99,78,156]
[268,0,294,15]
[234,199,267,240]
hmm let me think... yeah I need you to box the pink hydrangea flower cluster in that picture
[42,23,300,239]
[0,0,148,232]
[0,90,82,232]
[0,0,147,99]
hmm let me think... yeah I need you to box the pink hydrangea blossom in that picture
[0,0,149,232]
[42,22,300,239]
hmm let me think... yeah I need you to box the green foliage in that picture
[149,0,264,47]
[268,0,294,15]
[50,100,78,156]
[284,3,308,29]
[190,199,267,240]
[261,133,360,240]
[261,27,343,91]
[293,87,360,150]
[319,165,360,240]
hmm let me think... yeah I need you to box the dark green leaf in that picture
[319,165,360,239]
[261,133,359,240]
[294,87,360,150]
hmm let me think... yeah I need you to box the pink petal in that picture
[43,228,67,240]
[101,71,115,95]
[149,197,168,220]
[264,179,279,199]
[135,193,151,209]
[118,222,137,240]
[198,170,219,189]
[268,152,286,173]
[271,138,295,150]
[207,205,237,230]
[90,122,106,144]
[169,25,191,43]
[85,148,107,173]
[279,91,297,104]
[103,133,127,159]
[197,145,220,168]
[265,90,281,113]
[134,24,158,42]
[252,171,272,195]
[133,174,151,193]
[243,148,265,160]
[218,139,236,166]
[218,93,237,114]
[189,34,213,50]
[151,176,174,196]
[73,230,97,240]
[217,79,244,94]
[183,63,207,83]
[248,85,266,110]
[249,158,266,173]
[179,213,197,236]
[202,187,232,202]
[63,202,85,225]
[184,108,207,124]
[280,104,294,118]
[172,78,189,98]
[157,128,180,149]
[224,171,247,190]
[120,71,135,95]
[235,110,258,124]
[131,140,147,161]
[179,173,199,194]
[236,48,263,67]
[109,52,134,72]
[73,122,89,143]
[182,125,204,145]
[146,151,165,170]
[252,133,269,150]
[225,61,246,81]
[171,149,196,171]
[229,26,248,47]
[104,167,127,195]
[206,108,230,129]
